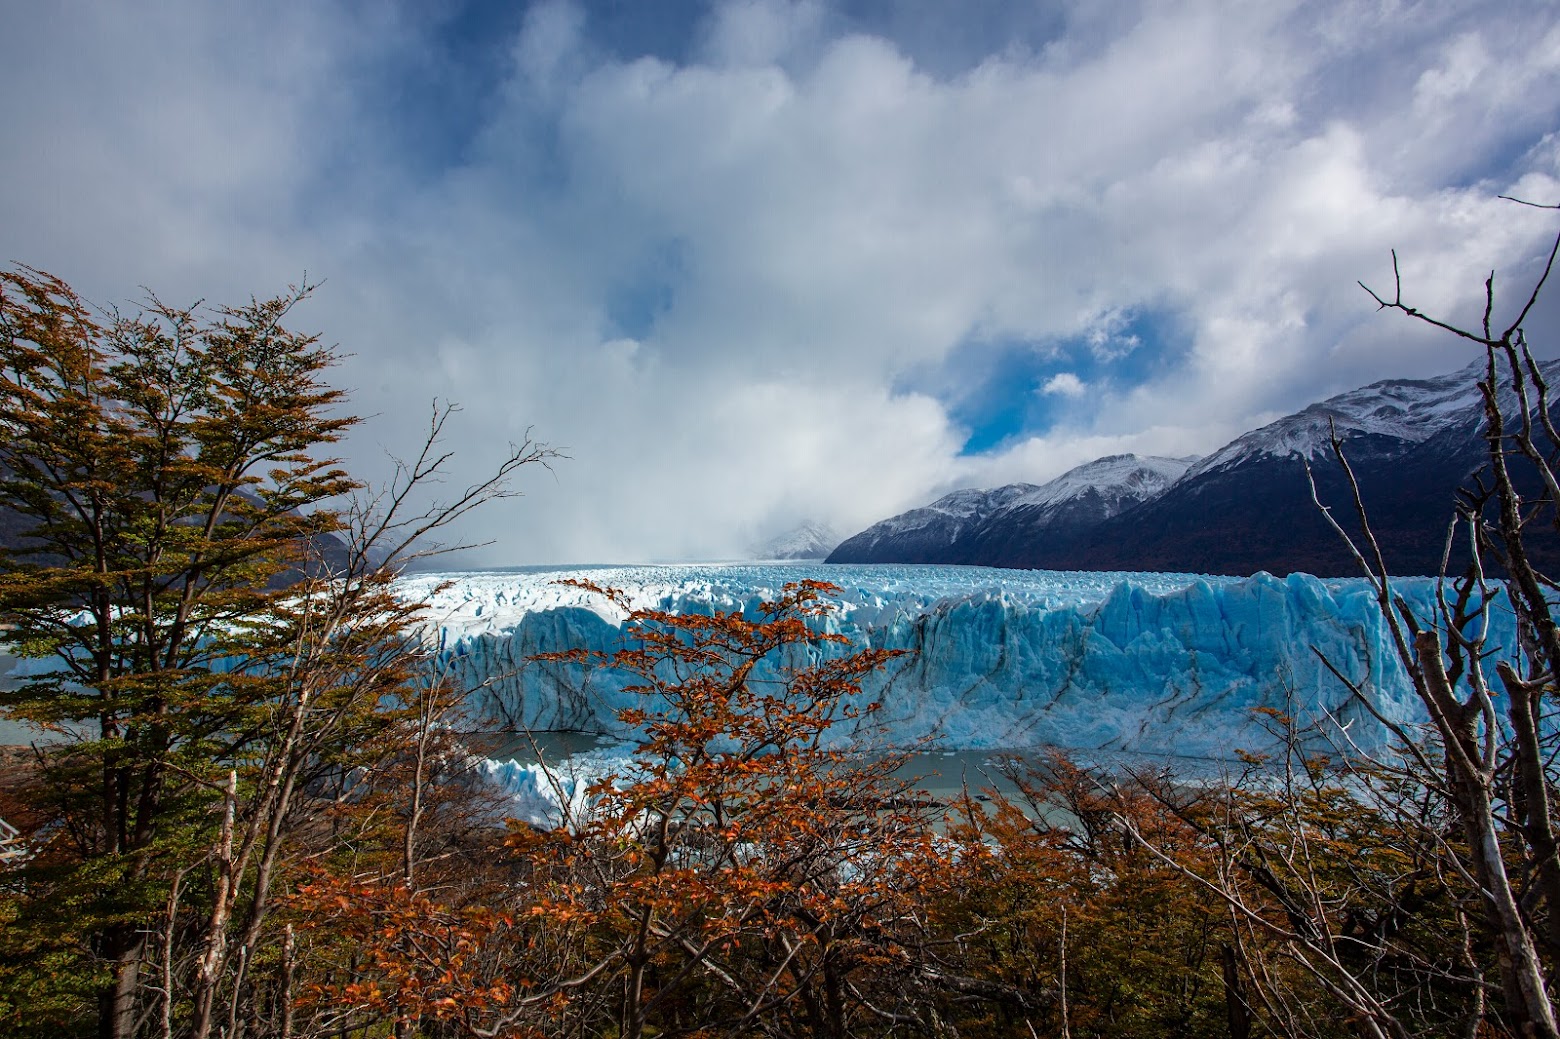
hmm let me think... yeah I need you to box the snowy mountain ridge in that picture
[1185,359,1534,479]
[1008,453,1197,511]
[841,483,1042,553]
[831,357,1560,575]
[828,454,1193,564]
[754,522,841,560]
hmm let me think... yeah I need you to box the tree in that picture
[939,754,1230,1039]
[0,267,554,1038]
[1311,203,1560,1038]
[543,580,937,1039]
[1097,203,1560,1039]
[1113,738,1477,1039]
[298,579,953,1039]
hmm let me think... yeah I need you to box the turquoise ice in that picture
[404,563,1501,759]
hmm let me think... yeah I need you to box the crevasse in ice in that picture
[403,562,1503,758]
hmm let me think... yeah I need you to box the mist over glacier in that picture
[407,563,1494,760]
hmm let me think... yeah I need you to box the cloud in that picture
[2,0,1559,562]
[1041,373,1086,398]
[700,0,827,68]
[516,0,589,93]
[1082,310,1142,362]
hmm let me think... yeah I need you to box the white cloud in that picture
[1041,373,1087,398]
[516,0,589,95]
[700,0,826,69]
[2,0,1559,562]
[1413,32,1489,114]
[1081,309,1141,361]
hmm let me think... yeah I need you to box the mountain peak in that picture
[1186,359,1551,480]
[753,522,841,560]
[1007,453,1198,513]
[827,454,1196,565]
[829,357,1560,576]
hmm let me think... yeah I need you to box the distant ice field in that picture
[399,562,1240,634]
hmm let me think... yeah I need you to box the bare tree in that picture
[1060,203,1560,1039]
[181,410,557,1039]
[1303,200,1560,1038]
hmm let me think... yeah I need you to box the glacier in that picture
[405,562,1505,760]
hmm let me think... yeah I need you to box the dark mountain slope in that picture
[831,360,1560,576]
[828,455,1193,565]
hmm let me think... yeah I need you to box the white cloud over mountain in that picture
[3,0,1558,562]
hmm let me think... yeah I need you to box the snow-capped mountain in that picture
[825,483,1042,564]
[827,455,1194,565]
[831,358,1560,576]
[753,522,841,560]
[966,454,1197,565]
[1008,453,1195,511]
[1185,362,1491,480]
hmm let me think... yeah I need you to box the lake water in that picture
[0,654,43,745]
[466,731,1050,827]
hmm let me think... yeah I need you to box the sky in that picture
[3,0,1560,564]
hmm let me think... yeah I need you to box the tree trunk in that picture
[99,927,144,1039]
[1420,636,1559,1039]
[822,951,847,1039]
[1502,665,1560,956]
[1220,944,1251,1039]
[190,771,238,1039]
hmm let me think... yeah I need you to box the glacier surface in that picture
[405,563,1502,759]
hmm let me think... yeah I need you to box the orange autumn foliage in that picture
[295,580,949,1038]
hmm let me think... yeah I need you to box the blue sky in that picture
[3,1,1559,562]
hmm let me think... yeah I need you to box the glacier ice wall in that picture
[405,563,1507,758]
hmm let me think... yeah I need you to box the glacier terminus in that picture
[407,562,1495,761]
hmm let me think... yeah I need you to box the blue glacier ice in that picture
[404,563,1508,760]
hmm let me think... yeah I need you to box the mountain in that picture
[825,484,1042,564]
[830,359,1560,576]
[962,454,1198,565]
[753,522,841,560]
[827,454,1195,565]
[1180,361,1490,482]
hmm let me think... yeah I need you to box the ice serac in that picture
[410,563,1488,757]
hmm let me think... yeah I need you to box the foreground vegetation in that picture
[3,208,1560,1038]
